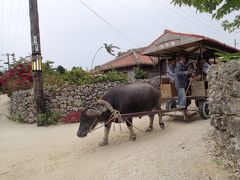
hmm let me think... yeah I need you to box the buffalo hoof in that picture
[159,123,165,129]
[129,135,136,141]
[98,141,108,146]
[146,126,153,132]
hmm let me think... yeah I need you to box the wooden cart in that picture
[141,30,239,120]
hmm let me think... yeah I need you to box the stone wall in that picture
[208,60,240,169]
[10,77,160,123]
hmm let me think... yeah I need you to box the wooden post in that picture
[2,53,10,70]
[234,39,238,48]
[200,43,203,60]
[29,0,45,125]
[11,53,16,62]
[158,56,162,85]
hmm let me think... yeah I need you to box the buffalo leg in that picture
[146,115,154,132]
[126,118,136,141]
[155,103,165,129]
[99,122,112,146]
[158,113,165,129]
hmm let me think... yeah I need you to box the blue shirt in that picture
[175,61,189,89]
[167,64,175,81]
[203,62,211,74]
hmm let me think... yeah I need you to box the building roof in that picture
[100,47,158,71]
[143,29,239,57]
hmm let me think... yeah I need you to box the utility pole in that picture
[29,0,45,125]
[11,53,16,62]
[234,39,239,48]
[2,53,10,70]
[2,53,16,69]
[0,59,3,69]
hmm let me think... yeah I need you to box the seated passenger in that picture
[203,58,211,74]
[167,58,176,83]
[188,60,202,81]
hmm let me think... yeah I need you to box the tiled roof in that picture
[100,47,158,71]
[144,29,239,56]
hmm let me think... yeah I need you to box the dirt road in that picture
[0,94,230,180]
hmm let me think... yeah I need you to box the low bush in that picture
[134,67,147,79]
[0,62,32,96]
[37,112,61,126]
[63,111,82,124]
[11,113,25,123]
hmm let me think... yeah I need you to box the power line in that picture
[155,1,230,40]
[11,0,26,51]
[1,0,5,53]
[149,0,235,45]
[111,0,163,28]
[18,0,30,52]
[156,0,235,45]
[145,0,188,31]
[78,0,142,47]
[6,0,13,52]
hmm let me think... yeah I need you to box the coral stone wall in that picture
[208,60,240,169]
[10,77,160,123]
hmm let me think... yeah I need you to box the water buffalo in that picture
[77,83,164,146]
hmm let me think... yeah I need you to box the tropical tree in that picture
[91,43,120,70]
[103,43,120,56]
[56,65,66,74]
[171,0,240,32]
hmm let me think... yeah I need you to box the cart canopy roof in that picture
[143,30,239,58]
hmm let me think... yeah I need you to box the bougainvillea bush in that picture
[63,111,82,124]
[0,63,33,96]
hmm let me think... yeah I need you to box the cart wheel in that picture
[195,100,199,107]
[166,100,177,110]
[198,100,210,119]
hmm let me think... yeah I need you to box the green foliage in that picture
[42,61,65,87]
[63,67,92,85]
[37,112,61,126]
[42,61,127,87]
[102,70,128,82]
[171,0,240,32]
[134,67,147,79]
[42,60,55,75]
[12,113,25,123]
[215,52,240,62]
[222,16,240,32]
[56,65,66,74]
[103,43,120,56]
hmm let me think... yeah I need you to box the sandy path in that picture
[0,94,229,180]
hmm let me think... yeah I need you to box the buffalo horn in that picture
[96,100,114,113]
[86,109,102,117]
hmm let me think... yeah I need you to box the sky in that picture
[0,0,240,70]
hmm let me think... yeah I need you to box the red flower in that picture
[63,111,82,123]
[0,62,33,96]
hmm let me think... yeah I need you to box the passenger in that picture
[175,55,189,108]
[203,58,211,74]
[167,58,176,83]
[187,60,196,75]
[188,60,202,81]
[202,58,211,89]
